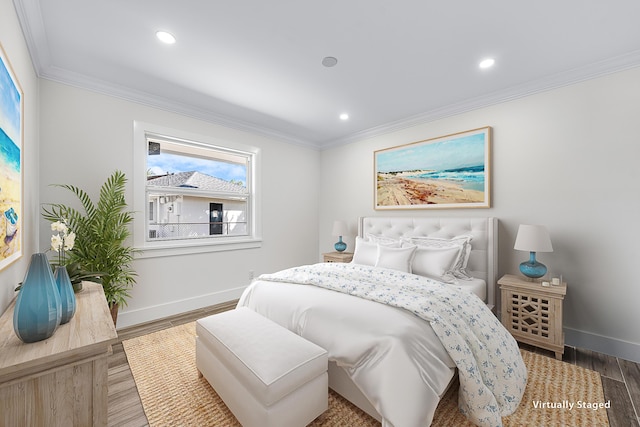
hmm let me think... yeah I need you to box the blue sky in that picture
[376,132,486,173]
[147,152,247,185]
[0,53,22,146]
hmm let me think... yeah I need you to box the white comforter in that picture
[238,263,526,427]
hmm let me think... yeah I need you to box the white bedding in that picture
[239,278,455,426]
[238,263,526,427]
[449,277,486,302]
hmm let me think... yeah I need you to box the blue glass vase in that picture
[519,251,548,279]
[13,253,62,343]
[54,265,76,324]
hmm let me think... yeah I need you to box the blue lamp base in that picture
[334,236,347,252]
[519,251,547,279]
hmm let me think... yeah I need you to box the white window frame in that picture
[133,121,262,259]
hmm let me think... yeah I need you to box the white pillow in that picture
[375,245,416,273]
[402,235,473,280]
[409,245,462,280]
[403,235,471,250]
[351,237,378,266]
[455,242,473,279]
[365,233,401,247]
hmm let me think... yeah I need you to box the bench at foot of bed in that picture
[196,307,328,427]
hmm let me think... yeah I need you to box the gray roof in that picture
[147,171,246,194]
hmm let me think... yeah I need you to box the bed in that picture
[237,217,526,427]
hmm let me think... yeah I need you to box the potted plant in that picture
[42,170,137,325]
[64,262,105,293]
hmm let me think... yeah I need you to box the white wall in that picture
[0,0,40,314]
[38,80,320,328]
[319,67,640,362]
[5,0,638,361]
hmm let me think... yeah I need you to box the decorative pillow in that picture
[407,245,463,280]
[375,244,416,273]
[351,236,378,266]
[401,235,473,281]
[455,241,473,279]
[365,233,401,247]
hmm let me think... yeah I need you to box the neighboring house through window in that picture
[133,121,261,257]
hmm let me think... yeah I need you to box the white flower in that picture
[50,219,75,263]
[51,234,63,252]
[51,221,68,234]
[64,232,76,251]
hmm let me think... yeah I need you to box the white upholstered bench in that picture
[195,307,328,427]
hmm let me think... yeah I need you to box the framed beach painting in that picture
[374,127,491,210]
[0,44,23,270]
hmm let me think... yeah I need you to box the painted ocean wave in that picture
[411,165,484,181]
[409,165,485,191]
[0,128,21,172]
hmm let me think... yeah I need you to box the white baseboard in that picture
[116,286,246,329]
[495,309,639,363]
[565,327,640,363]
[118,297,640,363]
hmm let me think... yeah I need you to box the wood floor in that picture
[107,301,237,427]
[107,303,640,427]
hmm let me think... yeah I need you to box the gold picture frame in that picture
[374,127,491,210]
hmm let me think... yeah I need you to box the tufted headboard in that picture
[359,216,498,308]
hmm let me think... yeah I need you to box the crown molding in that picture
[39,65,319,149]
[12,0,50,71]
[37,52,640,151]
[324,49,640,149]
[13,0,320,150]
[14,0,640,151]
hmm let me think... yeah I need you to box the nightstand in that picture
[498,274,567,360]
[322,252,353,263]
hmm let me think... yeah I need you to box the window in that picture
[133,122,261,257]
[145,138,250,241]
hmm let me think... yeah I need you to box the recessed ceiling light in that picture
[322,56,338,67]
[339,113,349,121]
[156,31,176,45]
[479,58,495,69]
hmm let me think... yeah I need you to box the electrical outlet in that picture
[249,270,254,280]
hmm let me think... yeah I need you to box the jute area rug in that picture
[122,322,610,426]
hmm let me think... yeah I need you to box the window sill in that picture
[134,237,262,259]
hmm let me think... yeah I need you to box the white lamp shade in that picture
[332,220,349,237]
[514,224,553,252]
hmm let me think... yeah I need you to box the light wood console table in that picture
[0,282,118,426]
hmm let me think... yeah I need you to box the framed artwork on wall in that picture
[0,43,24,270]
[374,126,491,210]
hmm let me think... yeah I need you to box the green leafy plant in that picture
[42,170,137,308]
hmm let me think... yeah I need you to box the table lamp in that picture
[514,224,553,279]
[332,220,349,252]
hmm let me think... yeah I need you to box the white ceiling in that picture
[14,0,640,149]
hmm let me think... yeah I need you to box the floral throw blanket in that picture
[259,263,527,427]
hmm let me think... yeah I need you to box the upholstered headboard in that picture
[359,216,498,308]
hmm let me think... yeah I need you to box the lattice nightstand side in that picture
[498,274,567,360]
[322,252,353,263]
